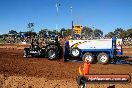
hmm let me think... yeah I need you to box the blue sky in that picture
[0,0,132,35]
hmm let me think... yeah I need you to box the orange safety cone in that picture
[79,60,90,75]
[84,61,90,75]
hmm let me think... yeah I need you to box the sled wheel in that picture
[47,48,57,60]
[82,52,94,63]
[97,52,109,64]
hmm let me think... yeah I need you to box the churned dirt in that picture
[0,44,132,88]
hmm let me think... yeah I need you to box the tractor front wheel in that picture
[23,50,28,58]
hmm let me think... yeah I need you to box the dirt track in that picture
[0,44,132,88]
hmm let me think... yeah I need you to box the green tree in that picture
[8,30,17,35]
[25,31,37,37]
[127,28,132,38]
[0,35,3,38]
[82,26,93,38]
[65,29,72,36]
[94,29,103,37]
[27,23,34,32]
[60,28,66,36]
[48,30,52,35]
[105,32,115,38]
[56,31,60,36]
[39,29,48,37]
[114,28,127,39]
[53,30,57,34]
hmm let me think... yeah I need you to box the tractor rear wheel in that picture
[47,48,57,60]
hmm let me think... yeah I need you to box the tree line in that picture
[0,27,132,39]
[105,28,132,39]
